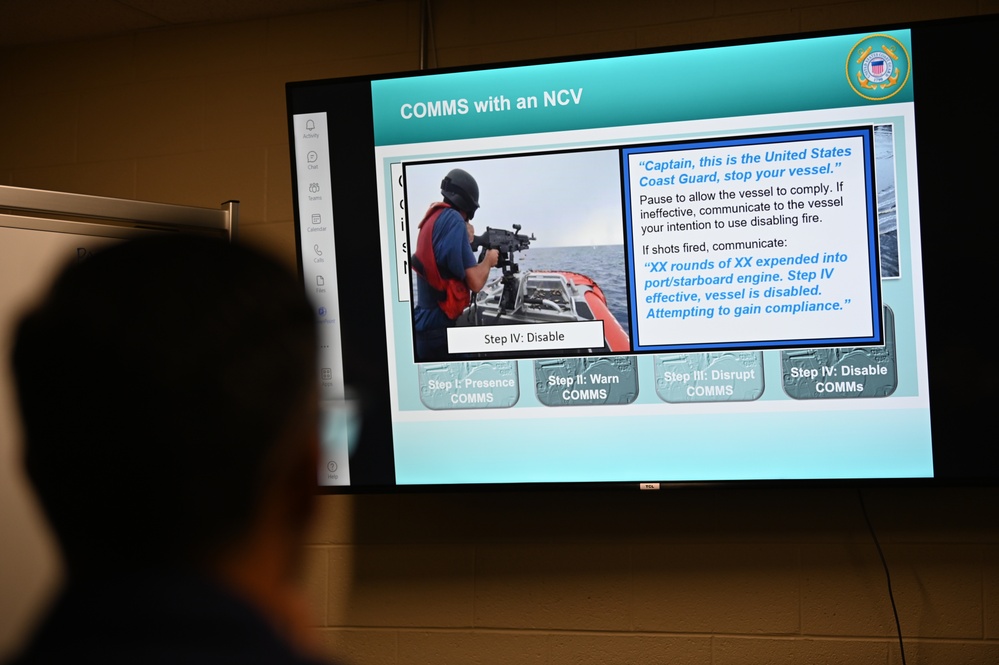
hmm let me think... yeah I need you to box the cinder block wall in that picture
[2,1,997,663]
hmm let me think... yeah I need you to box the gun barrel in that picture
[470,226,533,264]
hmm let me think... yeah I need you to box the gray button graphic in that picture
[654,351,765,403]
[533,356,639,407]
[781,305,897,399]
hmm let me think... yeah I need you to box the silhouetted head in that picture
[11,235,318,577]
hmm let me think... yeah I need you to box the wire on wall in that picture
[419,0,438,70]
[857,489,906,665]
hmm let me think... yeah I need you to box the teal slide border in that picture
[393,407,932,485]
[371,30,912,145]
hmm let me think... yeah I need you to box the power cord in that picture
[419,0,439,71]
[857,489,906,665]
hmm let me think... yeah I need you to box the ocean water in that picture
[508,244,631,336]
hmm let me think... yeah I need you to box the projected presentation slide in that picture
[295,28,934,487]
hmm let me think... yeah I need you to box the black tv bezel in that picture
[287,13,999,493]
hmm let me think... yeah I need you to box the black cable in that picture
[428,0,438,69]
[419,0,438,70]
[857,489,906,665]
[419,0,427,70]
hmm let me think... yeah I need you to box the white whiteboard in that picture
[0,185,236,657]
[0,220,173,656]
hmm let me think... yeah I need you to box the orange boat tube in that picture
[555,271,630,352]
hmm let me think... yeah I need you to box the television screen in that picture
[287,15,998,490]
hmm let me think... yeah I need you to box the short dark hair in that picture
[12,235,318,575]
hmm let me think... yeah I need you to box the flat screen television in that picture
[287,15,998,491]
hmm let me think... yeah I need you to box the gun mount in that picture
[470,224,535,314]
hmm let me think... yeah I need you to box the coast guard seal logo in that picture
[846,34,910,101]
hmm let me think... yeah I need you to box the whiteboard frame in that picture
[0,185,238,240]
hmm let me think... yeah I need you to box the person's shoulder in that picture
[8,573,338,665]
[436,206,465,227]
[434,209,468,244]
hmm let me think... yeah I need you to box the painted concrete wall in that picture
[2,1,997,663]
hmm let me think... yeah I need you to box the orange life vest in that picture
[412,202,470,320]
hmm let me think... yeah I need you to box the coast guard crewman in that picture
[411,168,498,360]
